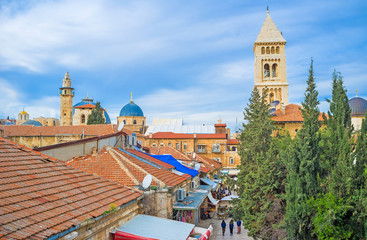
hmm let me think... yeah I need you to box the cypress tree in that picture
[286,59,321,239]
[235,87,287,239]
[355,111,367,188]
[87,102,105,125]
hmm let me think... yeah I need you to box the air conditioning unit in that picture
[176,188,186,202]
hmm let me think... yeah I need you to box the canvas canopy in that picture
[148,154,199,177]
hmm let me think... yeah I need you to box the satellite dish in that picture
[193,152,196,159]
[269,108,276,115]
[194,163,201,171]
[118,122,125,131]
[270,100,280,107]
[142,174,152,189]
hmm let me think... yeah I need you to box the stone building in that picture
[72,97,111,125]
[59,72,74,126]
[33,117,60,126]
[16,109,29,125]
[349,94,367,131]
[117,94,147,134]
[254,9,289,107]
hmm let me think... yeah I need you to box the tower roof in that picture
[255,11,286,44]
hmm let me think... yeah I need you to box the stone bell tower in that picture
[59,72,74,126]
[254,9,289,107]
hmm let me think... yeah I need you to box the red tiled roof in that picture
[194,154,222,171]
[2,124,118,137]
[149,146,192,161]
[148,132,227,139]
[126,149,175,169]
[227,139,239,145]
[67,147,186,189]
[0,138,142,240]
[74,103,96,109]
[214,124,227,127]
[272,104,324,122]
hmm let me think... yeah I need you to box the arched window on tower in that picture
[261,47,265,54]
[271,47,275,54]
[269,92,275,103]
[272,64,278,77]
[81,114,85,123]
[264,64,270,78]
[266,47,270,54]
[133,120,137,124]
[123,120,126,124]
[276,46,280,54]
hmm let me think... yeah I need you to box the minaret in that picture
[59,72,74,126]
[253,8,289,107]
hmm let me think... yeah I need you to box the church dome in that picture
[20,110,28,115]
[22,120,43,127]
[119,101,144,117]
[349,96,367,117]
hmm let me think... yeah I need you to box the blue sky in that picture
[0,0,366,131]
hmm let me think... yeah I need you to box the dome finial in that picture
[131,91,133,102]
[356,90,358,97]
[267,5,269,13]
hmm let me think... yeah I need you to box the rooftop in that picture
[255,11,286,44]
[0,138,142,239]
[147,132,227,139]
[271,104,324,123]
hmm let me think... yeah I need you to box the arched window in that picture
[271,47,275,54]
[133,120,137,124]
[123,120,126,124]
[272,64,278,77]
[81,114,85,123]
[229,157,234,165]
[269,93,274,103]
[276,46,280,54]
[142,120,145,125]
[232,146,236,151]
[266,47,270,54]
[261,47,265,54]
[264,64,270,78]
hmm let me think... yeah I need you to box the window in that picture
[183,143,187,150]
[276,46,280,54]
[152,143,157,147]
[272,64,278,77]
[264,64,270,78]
[295,129,298,133]
[217,157,221,162]
[212,144,220,152]
[123,120,126,124]
[266,47,270,54]
[81,114,85,123]
[261,47,265,54]
[271,46,275,54]
[269,93,274,103]
[232,146,237,151]
[168,142,171,147]
[159,143,165,147]
[133,120,137,124]
[229,157,234,165]
[142,120,144,125]
[64,112,66,116]
[176,143,180,150]
[197,145,206,153]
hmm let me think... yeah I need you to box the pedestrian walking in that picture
[229,219,234,235]
[221,220,226,236]
[236,219,241,234]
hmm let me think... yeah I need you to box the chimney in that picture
[149,132,152,139]
[194,133,197,138]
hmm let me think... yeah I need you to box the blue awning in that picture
[173,189,209,210]
[200,177,219,191]
[147,154,199,177]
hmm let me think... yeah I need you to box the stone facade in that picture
[33,117,60,126]
[59,72,74,126]
[254,10,289,107]
[117,115,147,134]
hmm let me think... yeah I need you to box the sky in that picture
[0,0,366,131]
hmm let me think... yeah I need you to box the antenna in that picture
[194,163,200,171]
[270,100,280,107]
[142,174,152,189]
[118,122,125,131]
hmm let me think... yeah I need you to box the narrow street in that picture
[197,217,253,240]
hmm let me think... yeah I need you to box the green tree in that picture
[355,111,367,188]
[235,87,288,239]
[87,102,105,125]
[285,59,321,239]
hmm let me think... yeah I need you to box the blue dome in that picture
[22,120,43,127]
[73,99,111,124]
[349,97,367,117]
[119,101,144,117]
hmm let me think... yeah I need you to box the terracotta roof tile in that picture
[0,138,142,240]
[67,147,187,189]
[227,139,239,145]
[272,104,324,122]
[74,104,96,109]
[126,149,175,169]
[2,124,118,137]
[147,132,227,139]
